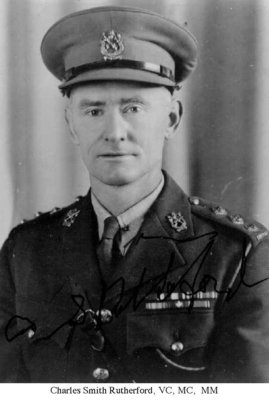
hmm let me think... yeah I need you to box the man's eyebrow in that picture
[120,97,148,105]
[76,97,148,108]
[78,100,106,108]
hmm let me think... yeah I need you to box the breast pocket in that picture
[8,294,74,382]
[14,274,90,345]
[127,309,214,371]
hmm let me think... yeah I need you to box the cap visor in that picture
[58,67,175,89]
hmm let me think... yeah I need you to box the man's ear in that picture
[165,100,183,139]
[65,106,80,145]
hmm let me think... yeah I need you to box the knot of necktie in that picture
[102,216,120,240]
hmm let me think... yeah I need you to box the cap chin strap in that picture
[63,59,175,83]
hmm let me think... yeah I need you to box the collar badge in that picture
[63,208,80,227]
[167,212,187,233]
[100,30,124,61]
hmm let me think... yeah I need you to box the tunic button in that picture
[189,197,200,206]
[171,341,184,353]
[96,309,113,323]
[27,329,35,339]
[92,368,109,381]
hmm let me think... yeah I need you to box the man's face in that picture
[66,81,179,186]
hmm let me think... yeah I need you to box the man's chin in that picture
[97,171,140,187]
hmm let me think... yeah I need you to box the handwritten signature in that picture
[5,230,269,343]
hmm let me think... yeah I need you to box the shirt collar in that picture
[91,173,164,239]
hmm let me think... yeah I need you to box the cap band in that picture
[63,59,175,83]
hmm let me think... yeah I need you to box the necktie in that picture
[97,216,122,278]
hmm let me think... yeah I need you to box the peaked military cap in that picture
[41,6,198,91]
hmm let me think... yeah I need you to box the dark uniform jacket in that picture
[1,172,269,383]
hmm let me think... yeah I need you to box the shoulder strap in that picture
[189,196,268,247]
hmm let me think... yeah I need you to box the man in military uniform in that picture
[1,6,269,383]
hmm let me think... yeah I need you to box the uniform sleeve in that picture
[207,237,269,382]
[0,232,29,382]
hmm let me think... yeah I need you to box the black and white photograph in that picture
[0,0,269,394]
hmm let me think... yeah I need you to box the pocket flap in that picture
[127,310,213,370]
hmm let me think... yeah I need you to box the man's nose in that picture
[103,111,128,142]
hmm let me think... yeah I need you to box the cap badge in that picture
[167,212,187,233]
[100,30,124,61]
[63,208,80,227]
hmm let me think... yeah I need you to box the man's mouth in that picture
[99,152,136,158]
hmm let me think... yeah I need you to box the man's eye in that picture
[85,109,103,117]
[124,105,142,113]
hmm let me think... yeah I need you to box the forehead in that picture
[69,81,171,104]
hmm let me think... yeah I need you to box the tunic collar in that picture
[91,174,164,253]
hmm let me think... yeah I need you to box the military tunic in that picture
[1,172,269,383]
